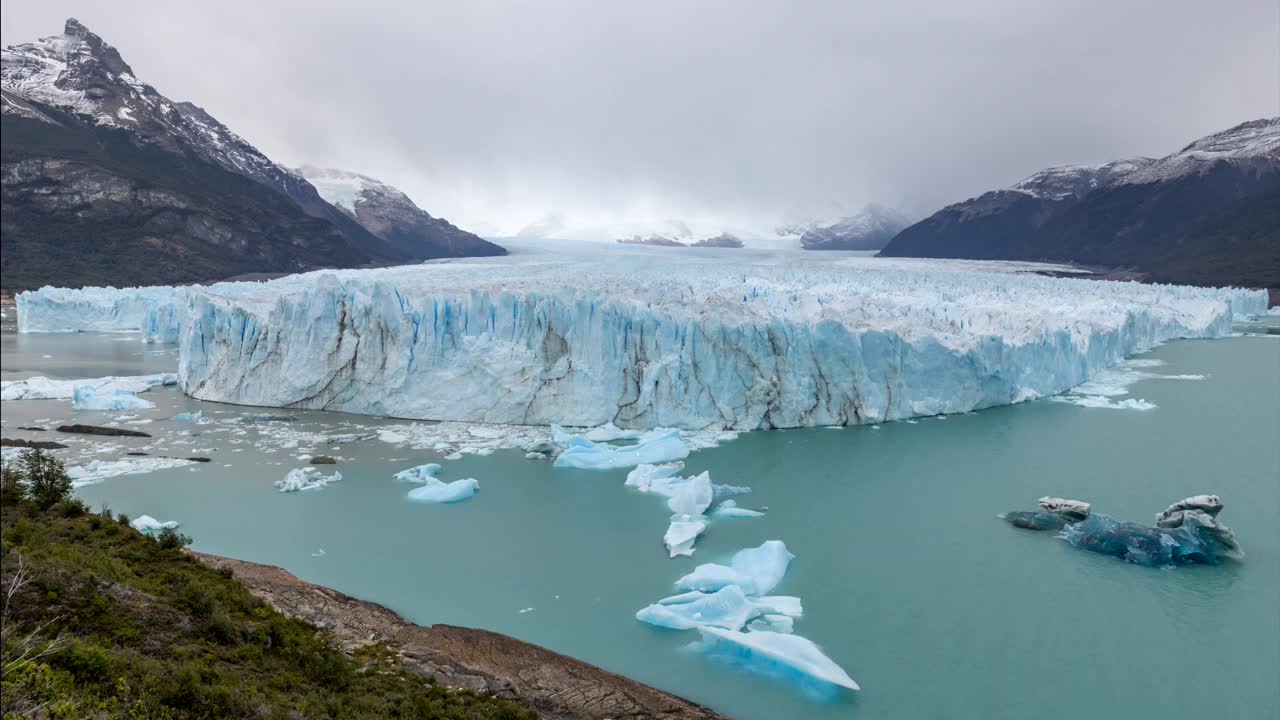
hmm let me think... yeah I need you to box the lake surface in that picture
[2,318,1277,720]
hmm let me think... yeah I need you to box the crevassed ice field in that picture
[3,241,1278,720]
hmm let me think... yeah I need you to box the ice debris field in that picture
[15,251,1267,431]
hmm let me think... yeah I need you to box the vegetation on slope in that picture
[0,449,536,720]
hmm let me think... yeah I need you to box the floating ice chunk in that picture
[626,463,686,493]
[2,373,177,401]
[130,515,179,534]
[275,467,342,493]
[664,518,707,557]
[668,471,713,517]
[1062,513,1241,566]
[676,541,794,596]
[312,548,327,557]
[750,595,803,619]
[584,423,644,442]
[407,477,479,504]
[694,627,859,692]
[171,411,203,423]
[67,457,196,487]
[712,500,765,518]
[553,430,689,470]
[637,586,755,631]
[394,463,442,483]
[72,385,155,411]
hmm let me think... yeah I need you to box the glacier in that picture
[16,252,1267,430]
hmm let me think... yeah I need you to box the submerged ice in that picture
[20,254,1264,431]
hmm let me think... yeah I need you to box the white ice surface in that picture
[275,467,342,493]
[2,373,177,401]
[68,457,196,488]
[676,541,795,596]
[695,627,860,691]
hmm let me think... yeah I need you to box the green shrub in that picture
[1,465,27,504]
[20,449,73,510]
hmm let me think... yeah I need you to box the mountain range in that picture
[880,119,1279,289]
[0,19,501,292]
[795,204,912,251]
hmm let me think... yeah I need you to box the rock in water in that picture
[56,424,151,438]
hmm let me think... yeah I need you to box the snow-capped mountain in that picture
[799,204,911,251]
[1,19,340,224]
[295,166,504,258]
[1,19,504,290]
[881,118,1280,288]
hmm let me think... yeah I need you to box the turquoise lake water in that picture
[2,320,1277,720]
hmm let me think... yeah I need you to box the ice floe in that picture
[274,467,342,493]
[67,457,196,487]
[676,541,795,596]
[553,429,690,470]
[2,373,177,401]
[693,627,860,692]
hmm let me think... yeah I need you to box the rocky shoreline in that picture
[193,552,728,720]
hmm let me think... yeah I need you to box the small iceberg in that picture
[667,471,713,516]
[664,518,708,558]
[130,515,180,534]
[72,385,155,411]
[712,499,765,519]
[553,429,689,470]
[396,463,478,504]
[275,467,342,493]
[171,410,203,422]
[407,478,479,504]
[693,627,860,692]
[584,422,644,442]
[677,541,795,596]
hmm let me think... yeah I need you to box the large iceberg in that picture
[16,284,182,334]
[693,627,860,692]
[553,430,690,469]
[20,254,1267,430]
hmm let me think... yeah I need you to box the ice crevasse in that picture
[18,257,1268,430]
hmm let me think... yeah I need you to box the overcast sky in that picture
[3,1,1278,237]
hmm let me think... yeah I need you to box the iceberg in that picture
[130,515,180,534]
[712,499,765,518]
[584,422,644,442]
[171,411,203,422]
[667,471,713,516]
[664,518,708,557]
[2,373,177,401]
[72,386,155,410]
[553,430,689,470]
[397,463,478,503]
[394,463,443,482]
[21,254,1266,430]
[694,627,860,692]
[274,467,342,493]
[748,615,795,634]
[676,540,795,596]
[406,477,479,504]
[637,585,756,631]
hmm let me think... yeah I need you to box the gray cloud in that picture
[3,0,1277,236]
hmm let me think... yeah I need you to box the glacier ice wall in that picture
[170,258,1264,430]
[17,253,1267,430]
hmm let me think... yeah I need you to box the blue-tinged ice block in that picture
[407,478,479,504]
[676,540,794,596]
[553,430,689,470]
[71,385,155,410]
[694,627,860,692]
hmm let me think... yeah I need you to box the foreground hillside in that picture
[0,453,536,719]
